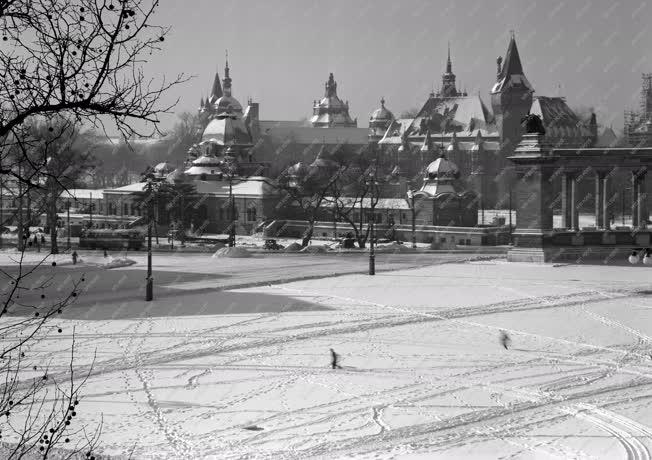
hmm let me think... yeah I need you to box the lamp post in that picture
[89,191,93,228]
[66,200,71,250]
[144,177,157,301]
[407,189,417,248]
[221,155,238,248]
[364,166,380,276]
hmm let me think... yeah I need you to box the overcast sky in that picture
[142,0,651,134]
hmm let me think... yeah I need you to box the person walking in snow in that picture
[500,330,511,350]
[330,348,342,369]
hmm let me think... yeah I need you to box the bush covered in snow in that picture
[102,257,137,269]
[300,245,329,254]
[213,247,252,258]
[284,242,303,252]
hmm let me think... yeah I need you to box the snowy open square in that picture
[2,252,651,459]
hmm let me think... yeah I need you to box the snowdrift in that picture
[212,247,252,258]
[283,243,303,253]
[300,245,329,254]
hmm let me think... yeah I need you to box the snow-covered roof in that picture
[193,177,278,198]
[108,182,147,194]
[202,117,252,145]
[60,188,105,200]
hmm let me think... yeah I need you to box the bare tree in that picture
[0,254,101,458]
[0,0,187,189]
[0,1,186,456]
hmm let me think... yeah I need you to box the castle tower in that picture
[439,43,460,98]
[310,73,357,128]
[491,33,534,207]
[369,97,394,143]
[491,33,534,151]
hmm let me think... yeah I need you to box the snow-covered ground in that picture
[4,258,652,459]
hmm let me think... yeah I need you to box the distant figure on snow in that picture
[330,348,342,369]
[500,331,511,350]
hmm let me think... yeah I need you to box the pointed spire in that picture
[325,72,337,98]
[380,97,385,108]
[492,32,534,94]
[445,131,458,156]
[209,69,223,103]
[222,50,232,97]
[471,130,484,152]
[420,129,433,153]
[440,43,458,97]
[500,33,525,80]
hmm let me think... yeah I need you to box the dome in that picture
[370,98,394,122]
[192,155,221,166]
[213,95,243,115]
[166,168,187,183]
[425,155,460,180]
[154,162,174,174]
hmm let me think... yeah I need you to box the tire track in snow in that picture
[566,404,650,460]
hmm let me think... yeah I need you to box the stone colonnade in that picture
[559,168,647,231]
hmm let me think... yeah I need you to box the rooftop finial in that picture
[446,41,452,73]
[510,29,515,39]
[380,97,385,108]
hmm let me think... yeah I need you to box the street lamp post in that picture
[89,191,93,228]
[66,200,71,250]
[229,176,235,247]
[145,177,156,301]
[364,167,380,276]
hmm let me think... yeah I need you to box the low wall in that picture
[268,220,511,247]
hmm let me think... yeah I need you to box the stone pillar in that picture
[561,173,572,229]
[506,133,555,262]
[595,172,605,229]
[570,175,579,231]
[636,169,647,229]
[632,171,640,228]
[601,174,610,230]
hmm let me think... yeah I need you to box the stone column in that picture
[632,171,640,228]
[595,171,605,229]
[570,174,579,231]
[561,173,572,229]
[602,174,610,230]
[637,169,647,229]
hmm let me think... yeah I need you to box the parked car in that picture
[263,239,284,250]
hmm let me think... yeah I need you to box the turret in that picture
[222,53,232,98]
[440,43,459,97]
[491,33,534,151]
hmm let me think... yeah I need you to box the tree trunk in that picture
[49,190,59,254]
[301,220,314,247]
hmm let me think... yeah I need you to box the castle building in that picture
[378,36,598,208]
